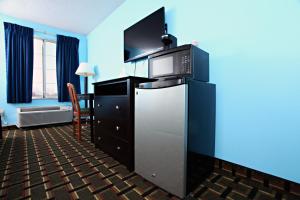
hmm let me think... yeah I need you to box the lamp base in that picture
[85,77,88,108]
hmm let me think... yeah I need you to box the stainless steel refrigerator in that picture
[135,80,216,198]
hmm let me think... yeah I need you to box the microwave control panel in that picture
[180,54,191,74]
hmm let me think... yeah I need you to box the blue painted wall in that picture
[87,0,300,183]
[0,14,87,125]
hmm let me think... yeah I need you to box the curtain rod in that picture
[34,30,57,37]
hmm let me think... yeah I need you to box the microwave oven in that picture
[148,44,209,82]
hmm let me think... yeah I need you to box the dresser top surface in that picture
[92,76,155,86]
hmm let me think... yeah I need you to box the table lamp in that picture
[75,62,95,107]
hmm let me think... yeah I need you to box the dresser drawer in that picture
[96,134,130,167]
[95,119,129,141]
[94,96,129,120]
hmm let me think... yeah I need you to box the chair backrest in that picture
[67,83,80,114]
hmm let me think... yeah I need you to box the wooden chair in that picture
[67,83,90,141]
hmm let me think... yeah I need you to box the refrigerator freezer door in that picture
[135,84,188,198]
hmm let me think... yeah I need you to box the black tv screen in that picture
[124,7,165,62]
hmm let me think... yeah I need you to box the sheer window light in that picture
[32,38,58,99]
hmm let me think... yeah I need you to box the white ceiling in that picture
[0,0,125,35]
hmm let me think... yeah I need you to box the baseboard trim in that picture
[2,125,18,131]
[2,122,72,131]
[214,158,300,196]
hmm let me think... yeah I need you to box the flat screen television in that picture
[124,7,165,63]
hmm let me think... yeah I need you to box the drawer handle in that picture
[116,146,121,150]
[97,137,101,141]
[116,126,120,131]
[115,105,120,110]
[97,120,101,124]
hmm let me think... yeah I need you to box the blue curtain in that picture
[4,22,34,103]
[56,35,81,102]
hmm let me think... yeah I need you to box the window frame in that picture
[33,37,58,100]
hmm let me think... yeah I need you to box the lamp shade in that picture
[75,62,95,77]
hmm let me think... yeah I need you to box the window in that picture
[32,38,57,99]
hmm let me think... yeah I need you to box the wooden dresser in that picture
[93,76,152,171]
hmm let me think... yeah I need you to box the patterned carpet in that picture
[0,125,180,200]
[0,125,299,200]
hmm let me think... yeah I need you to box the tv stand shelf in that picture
[94,81,128,96]
[93,76,154,171]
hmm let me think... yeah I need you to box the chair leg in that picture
[77,120,81,141]
[72,116,82,141]
[73,120,76,135]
